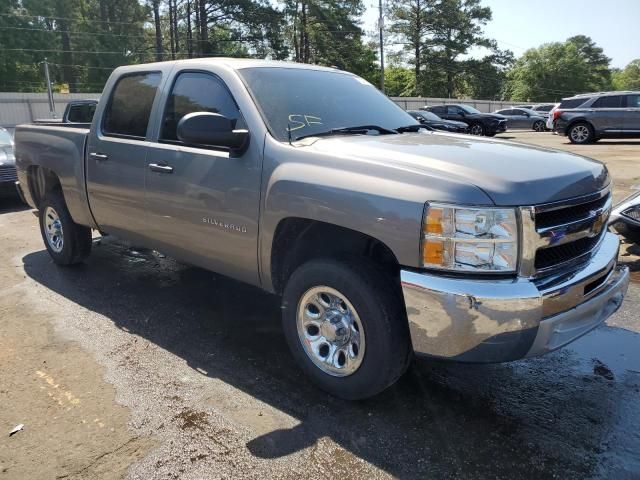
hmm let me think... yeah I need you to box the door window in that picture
[625,95,640,108]
[592,95,623,108]
[446,106,463,115]
[103,72,162,139]
[161,72,244,144]
[430,106,445,114]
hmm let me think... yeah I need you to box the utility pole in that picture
[378,0,385,93]
[42,58,56,117]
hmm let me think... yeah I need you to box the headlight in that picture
[422,204,519,272]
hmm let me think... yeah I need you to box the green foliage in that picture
[504,38,615,102]
[612,59,640,90]
[280,0,376,79]
[387,0,510,98]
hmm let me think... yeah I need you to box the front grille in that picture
[0,165,17,183]
[536,194,609,229]
[535,235,601,270]
[524,190,612,276]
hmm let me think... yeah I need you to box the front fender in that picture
[258,138,494,291]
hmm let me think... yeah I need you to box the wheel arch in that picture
[270,217,401,295]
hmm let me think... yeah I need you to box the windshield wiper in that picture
[294,124,398,141]
[395,124,433,133]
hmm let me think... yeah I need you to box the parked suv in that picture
[554,91,640,144]
[422,104,507,136]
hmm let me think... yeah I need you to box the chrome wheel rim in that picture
[470,124,483,135]
[570,125,589,142]
[296,286,365,377]
[44,206,64,253]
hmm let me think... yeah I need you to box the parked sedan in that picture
[494,107,547,132]
[0,127,17,196]
[407,110,468,133]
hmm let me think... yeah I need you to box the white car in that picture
[546,103,560,131]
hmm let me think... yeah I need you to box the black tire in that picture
[612,221,640,244]
[39,192,92,265]
[281,259,412,400]
[469,123,485,136]
[533,120,546,132]
[567,122,594,144]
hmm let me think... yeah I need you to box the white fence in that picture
[390,97,532,113]
[0,92,530,130]
[0,92,102,129]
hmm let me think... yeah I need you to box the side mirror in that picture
[177,112,249,153]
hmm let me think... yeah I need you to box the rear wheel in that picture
[39,193,92,265]
[533,120,546,132]
[469,123,485,136]
[281,259,412,400]
[568,122,594,144]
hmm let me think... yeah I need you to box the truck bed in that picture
[14,123,96,228]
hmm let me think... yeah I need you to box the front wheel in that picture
[39,193,92,265]
[469,123,485,136]
[568,122,594,144]
[281,259,412,400]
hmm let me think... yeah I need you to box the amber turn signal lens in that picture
[425,207,443,235]
[423,239,444,266]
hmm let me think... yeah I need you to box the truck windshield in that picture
[238,67,417,142]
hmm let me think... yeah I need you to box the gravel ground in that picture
[1,132,639,479]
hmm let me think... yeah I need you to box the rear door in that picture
[143,70,262,285]
[590,95,625,132]
[624,94,640,133]
[86,71,163,241]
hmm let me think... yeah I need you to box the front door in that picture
[86,71,162,241]
[143,71,262,285]
[624,94,640,133]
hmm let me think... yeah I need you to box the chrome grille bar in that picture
[519,187,612,278]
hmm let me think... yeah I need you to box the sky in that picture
[362,0,639,68]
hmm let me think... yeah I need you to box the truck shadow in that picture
[21,238,640,478]
[0,195,29,214]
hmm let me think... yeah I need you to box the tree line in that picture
[1,0,638,100]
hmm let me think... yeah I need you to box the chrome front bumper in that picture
[401,232,629,362]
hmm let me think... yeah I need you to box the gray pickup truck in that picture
[15,59,629,400]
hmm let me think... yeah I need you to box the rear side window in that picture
[103,72,161,139]
[592,95,623,108]
[536,105,553,112]
[496,109,510,115]
[559,98,590,109]
[161,72,242,142]
[625,95,640,108]
[430,106,445,114]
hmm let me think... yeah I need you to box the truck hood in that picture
[304,131,609,205]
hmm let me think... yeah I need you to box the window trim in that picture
[101,71,162,141]
[158,69,243,150]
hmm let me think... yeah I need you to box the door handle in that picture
[89,152,108,161]
[148,163,173,174]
